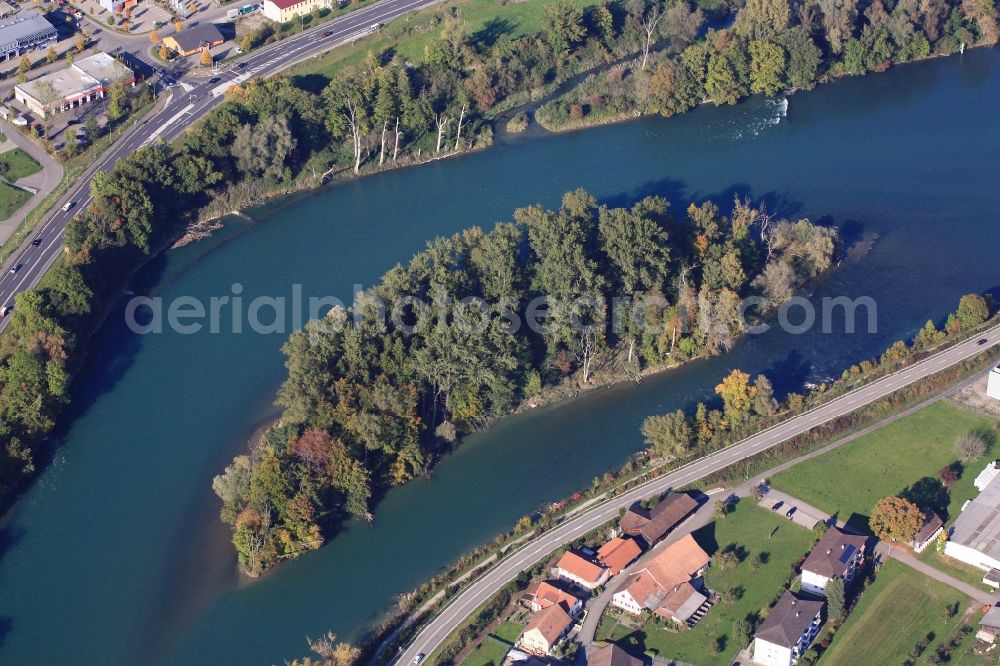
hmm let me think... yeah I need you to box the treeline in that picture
[641,292,996,463]
[535,0,998,128]
[213,187,837,574]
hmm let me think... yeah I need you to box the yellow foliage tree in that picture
[715,369,757,424]
[199,49,213,67]
[149,29,159,43]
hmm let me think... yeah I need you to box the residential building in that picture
[910,510,944,553]
[518,604,572,656]
[988,364,1000,400]
[0,11,56,61]
[596,537,642,576]
[946,465,1000,571]
[162,23,226,57]
[553,550,609,591]
[14,52,134,117]
[610,534,712,625]
[752,591,825,666]
[262,0,329,23]
[518,581,583,616]
[799,526,866,596]
[97,0,141,15]
[619,492,698,546]
[586,643,643,666]
[977,605,1000,647]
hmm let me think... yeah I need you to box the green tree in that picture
[232,114,296,182]
[641,410,693,458]
[955,293,989,329]
[826,577,846,620]
[749,40,787,95]
[46,46,57,64]
[542,0,586,56]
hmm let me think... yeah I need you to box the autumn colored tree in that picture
[76,36,87,52]
[869,496,923,542]
[46,46,57,64]
[149,29,159,43]
[937,465,959,487]
[200,49,213,67]
[716,369,757,424]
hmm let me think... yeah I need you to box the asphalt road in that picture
[395,328,1000,664]
[0,0,437,330]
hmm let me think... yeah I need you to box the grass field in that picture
[290,0,594,81]
[770,402,996,532]
[598,500,818,665]
[461,621,522,666]
[0,181,32,220]
[819,561,973,666]
[0,148,41,181]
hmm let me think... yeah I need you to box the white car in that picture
[412,654,425,664]
[62,201,74,212]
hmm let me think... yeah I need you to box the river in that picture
[0,49,998,666]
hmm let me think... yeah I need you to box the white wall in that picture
[944,541,1000,571]
[753,637,793,666]
[611,590,641,615]
[800,570,830,596]
[988,367,1000,400]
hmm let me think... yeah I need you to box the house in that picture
[162,23,226,57]
[518,604,572,656]
[553,551,609,591]
[799,526,866,596]
[596,537,642,576]
[586,643,643,666]
[945,465,1000,571]
[519,581,583,616]
[262,0,329,23]
[0,11,56,61]
[619,492,698,546]
[987,364,1000,400]
[610,534,712,625]
[978,605,1000,648]
[910,510,944,553]
[14,52,134,117]
[98,0,141,16]
[752,591,825,666]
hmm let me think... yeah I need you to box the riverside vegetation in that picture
[0,0,995,520]
[212,187,839,576]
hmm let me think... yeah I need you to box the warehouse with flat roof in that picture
[0,11,57,60]
[14,52,134,117]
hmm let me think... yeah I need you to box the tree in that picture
[149,29,159,43]
[955,293,989,329]
[642,410,693,458]
[240,34,252,52]
[106,83,127,121]
[826,577,846,619]
[542,0,586,56]
[159,45,170,61]
[749,40,786,95]
[937,465,958,487]
[733,617,753,647]
[774,27,822,89]
[324,68,372,175]
[76,36,86,53]
[735,0,792,38]
[66,50,75,67]
[869,496,923,542]
[46,46,57,64]
[955,431,987,461]
[232,114,296,182]
[199,49,213,67]
[17,55,30,76]
[715,369,757,424]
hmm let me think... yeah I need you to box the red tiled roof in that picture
[521,581,580,612]
[555,551,606,583]
[597,537,642,575]
[267,0,309,8]
[523,603,572,645]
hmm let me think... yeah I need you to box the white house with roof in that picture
[799,526,866,596]
[945,463,1000,571]
[752,591,824,666]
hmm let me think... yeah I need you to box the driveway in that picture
[756,489,830,530]
[0,121,64,245]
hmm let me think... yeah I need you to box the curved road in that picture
[0,0,437,330]
[395,328,1000,664]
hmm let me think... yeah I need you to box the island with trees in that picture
[212,187,839,575]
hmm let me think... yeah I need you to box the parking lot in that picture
[756,487,832,530]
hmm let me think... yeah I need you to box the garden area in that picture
[596,501,817,665]
[819,560,979,665]
[770,401,997,533]
[0,148,42,182]
[461,620,522,666]
[0,182,32,220]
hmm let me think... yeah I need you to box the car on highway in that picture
[31,238,41,247]
[62,201,74,212]
[209,77,220,84]
[323,30,334,37]
[979,338,989,345]
[412,654,425,664]
[9,264,21,275]
[785,506,797,519]
[0,306,10,317]
[368,23,381,32]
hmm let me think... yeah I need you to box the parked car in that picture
[785,506,797,519]
[771,500,783,511]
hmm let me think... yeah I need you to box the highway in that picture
[395,328,1000,664]
[0,0,437,331]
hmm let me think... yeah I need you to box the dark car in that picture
[323,30,334,37]
[209,77,220,84]
[31,238,41,247]
[785,506,797,519]
[771,500,783,511]
[237,62,246,69]
[978,338,989,345]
